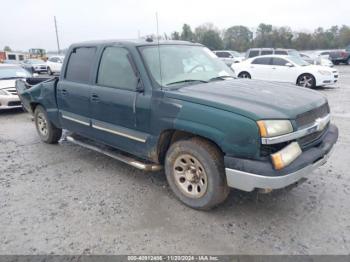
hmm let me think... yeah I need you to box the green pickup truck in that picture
[16,40,338,209]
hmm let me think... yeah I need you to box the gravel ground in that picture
[1,66,350,255]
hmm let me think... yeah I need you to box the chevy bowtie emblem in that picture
[315,117,328,131]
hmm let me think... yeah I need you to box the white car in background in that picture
[231,55,339,88]
[0,64,32,109]
[213,50,244,66]
[46,55,64,75]
[300,52,333,67]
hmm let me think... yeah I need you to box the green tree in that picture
[194,23,223,50]
[223,25,253,52]
[3,46,11,52]
[254,23,273,47]
[180,24,195,41]
[171,31,180,40]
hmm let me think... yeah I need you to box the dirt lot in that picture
[1,66,350,255]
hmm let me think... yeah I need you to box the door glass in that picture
[251,57,271,65]
[65,47,96,84]
[272,58,288,66]
[97,47,138,90]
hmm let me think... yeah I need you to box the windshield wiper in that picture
[166,79,208,86]
[0,77,22,80]
[209,76,235,82]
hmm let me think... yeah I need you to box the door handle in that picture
[91,93,99,102]
[61,89,68,95]
[272,67,276,69]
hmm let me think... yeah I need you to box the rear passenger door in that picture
[90,46,148,153]
[57,46,96,135]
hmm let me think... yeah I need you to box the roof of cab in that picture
[69,39,201,48]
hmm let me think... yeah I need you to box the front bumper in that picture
[0,95,22,109]
[316,72,338,86]
[225,124,338,192]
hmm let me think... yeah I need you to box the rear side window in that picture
[248,50,259,58]
[97,47,138,91]
[252,57,271,65]
[274,50,288,55]
[261,50,273,55]
[272,58,288,66]
[65,47,96,83]
[216,52,230,58]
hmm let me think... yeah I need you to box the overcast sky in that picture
[1,0,349,51]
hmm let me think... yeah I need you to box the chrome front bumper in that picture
[225,148,333,192]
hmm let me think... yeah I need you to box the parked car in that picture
[231,55,339,88]
[213,50,244,66]
[246,48,274,58]
[0,64,32,110]
[46,56,65,75]
[299,53,333,67]
[315,50,350,65]
[21,59,48,74]
[16,40,338,209]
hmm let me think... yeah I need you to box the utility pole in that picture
[54,16,61,54]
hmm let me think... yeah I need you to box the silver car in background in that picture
[213,50,244,66]
[0,64,31,109]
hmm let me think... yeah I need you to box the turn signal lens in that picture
[271,142,302,170]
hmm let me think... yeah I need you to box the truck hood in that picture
[0,79,16,89]
[164,79,327,120]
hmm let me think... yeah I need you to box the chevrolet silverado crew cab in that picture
[16,40,338,210]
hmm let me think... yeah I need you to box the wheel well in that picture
[156,129,223,164]
[30,102,40,113]
[238,71,250,77]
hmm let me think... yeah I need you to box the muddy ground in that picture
[1,66,349,255]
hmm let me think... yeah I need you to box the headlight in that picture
[0,89,9,95]
[257,120,293,137]
[271,142,302,170]
[318,70,331,75]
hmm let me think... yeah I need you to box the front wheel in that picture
[34,105,62,143]
[165,137,229,210]
[297,74,316,88]
[346,58,350,65]
[47,67,53,75]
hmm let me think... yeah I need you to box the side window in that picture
[272,58,288,66]
[216,52,230,58]
[261,50,273,55]
[8,54,16,60]
[274,50,288,55]
[251,57,271,65]
[248,50,259,58]
[97,47,138,91]
[65,47,96,84]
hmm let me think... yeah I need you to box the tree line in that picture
[169,23,350,52]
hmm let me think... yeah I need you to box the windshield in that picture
[229,51,241,57]
[27,59,44,64]
[288,56,310,66]
[0,66,31,79]
[140,45,234,87]
[288,50,301,58]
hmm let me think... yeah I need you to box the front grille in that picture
[298,124,329,148]
[8,101,21,107]
[296,103,329,128]
[3,87,17,95]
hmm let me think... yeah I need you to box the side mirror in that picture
[135,77,144,93]
[285,63,294,67]
[33,73,39,77]
[228,55,233,58]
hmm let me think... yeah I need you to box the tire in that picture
[334,61,340,65]
[34,105,62,144]
[238,71,251,79]
[165,137,229,210]
[297,73,316,88]
[346,58,350,65]
[47,67,53,75]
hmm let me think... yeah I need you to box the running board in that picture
[66,135,162,172]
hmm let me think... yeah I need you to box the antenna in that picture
[156,12,163,88]
[54,16,61,54]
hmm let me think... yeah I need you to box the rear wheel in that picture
[238,72,251,79]
[165,137,229,210]
[34,105,62,143]
[297,74,316,88]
